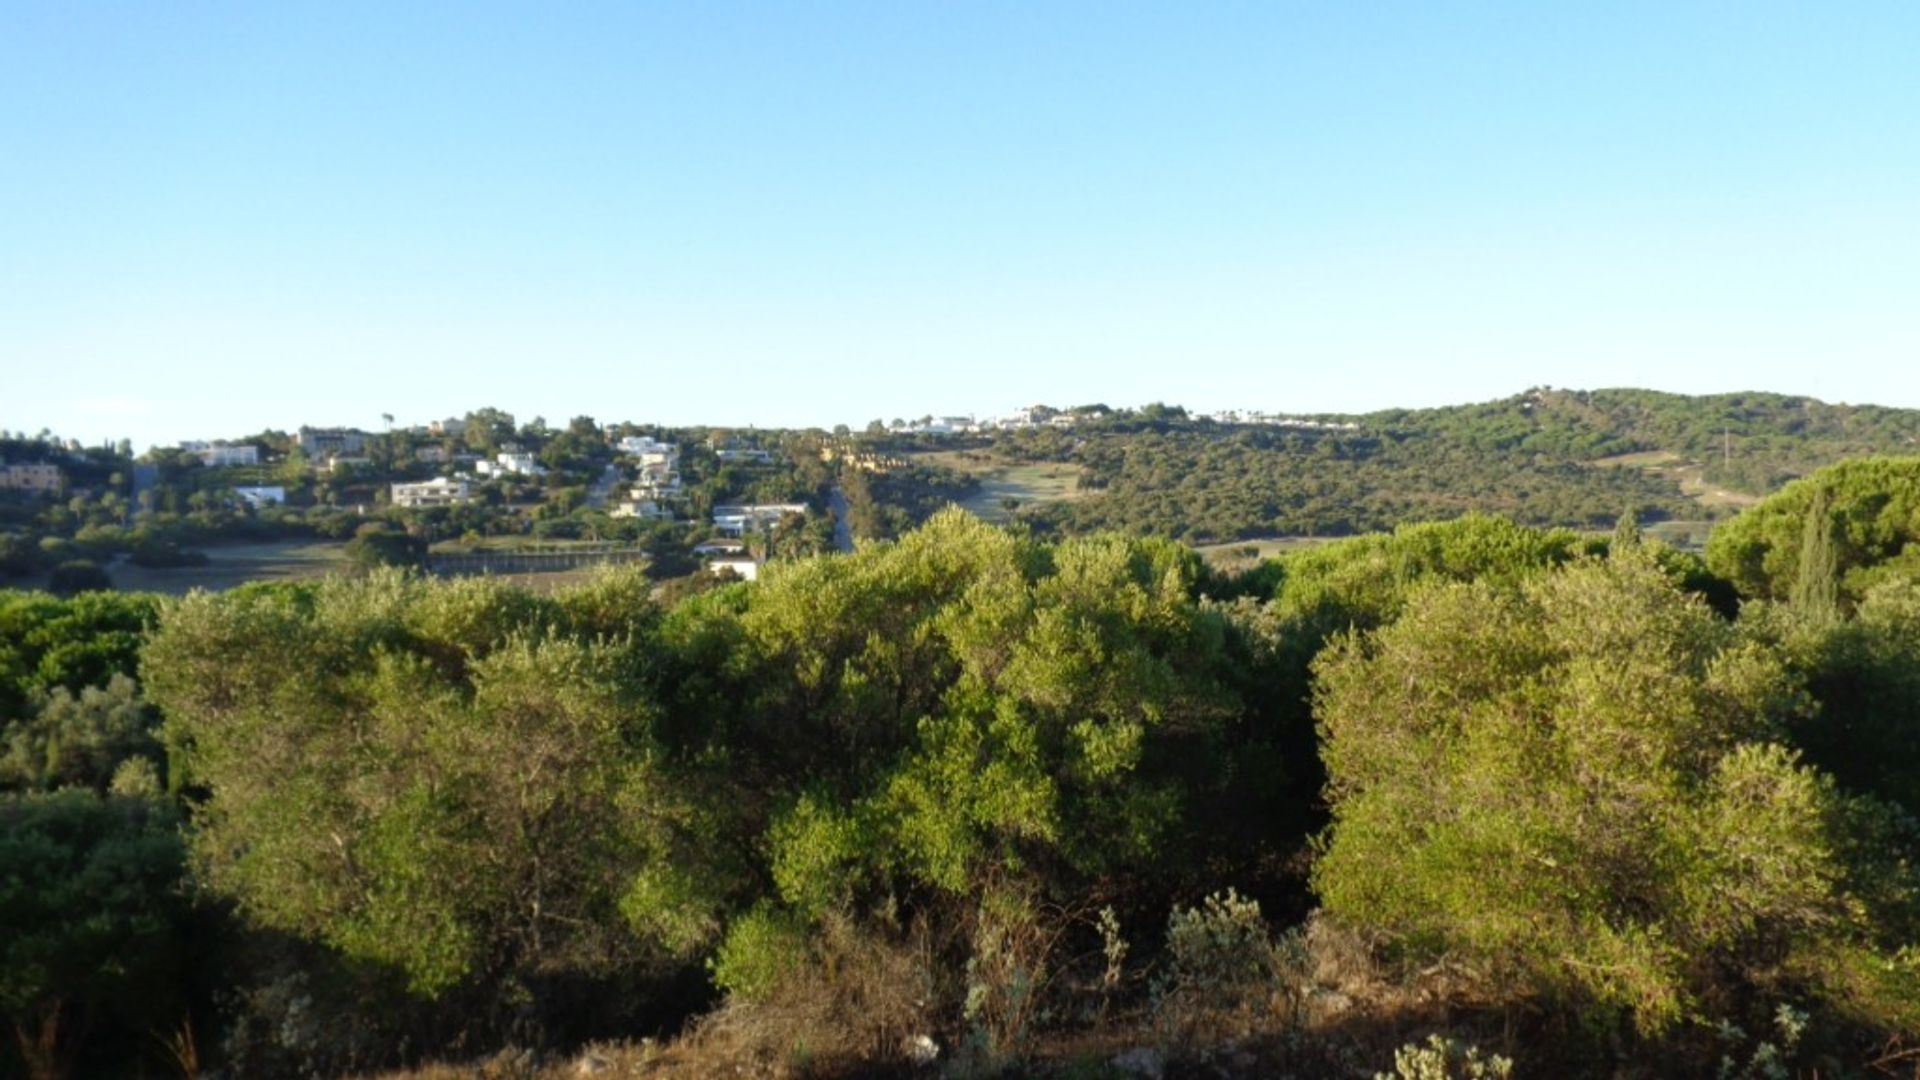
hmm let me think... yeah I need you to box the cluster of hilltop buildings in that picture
[171,423,801,537]
[1200,410,1360,431]
[885,405,1360,435]
[608,436,680,521]
[388,433,806,544]
[388,451,547,507]
[176,427,368,471]
[605,436,803,538]
[889,406,1083,436]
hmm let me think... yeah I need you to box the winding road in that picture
[827,487,855,553]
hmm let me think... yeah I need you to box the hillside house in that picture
[708,556,760,582]
[298,427,370,458]
[0,462,65,494]
[892,416,977,436]
[631,462,682,500]
[181,442,261,468]
[391,477,471,508]
[712,503,808,538]
[475,452,544,477]
[610,497,673,521]
[617,436,679,466]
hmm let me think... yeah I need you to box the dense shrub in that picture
[1313,549,1920,1034]
[1706,456,1920,605]
[9,476,1920,1075]
[46,559,111,597]
[145,569,712,1003]
[0,790,189,1079]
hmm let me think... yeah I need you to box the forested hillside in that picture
[5,456,1920,1078]
[931,389,1920,542]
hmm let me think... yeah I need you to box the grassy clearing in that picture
[1192,536,1336,570]
[908,453,1084,523]
[107,541,348,595]
[1591,450,1684,468]
[1670,465,1762,511]
[1645,519,1716,550]
[1592,450,1761,515]
[909,449,1001,475]
[428,536,632,553]
[96,543,632,597]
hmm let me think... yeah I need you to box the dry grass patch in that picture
[650,912,938,1079]
[108,540,348,594]
[1191,536,1334,571]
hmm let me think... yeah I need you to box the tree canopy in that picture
[1706,456,1920,607]
[1312,550,1920,1034]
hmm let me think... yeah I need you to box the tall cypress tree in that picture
[1611,509,1643,554]
[1792,487,1840,621]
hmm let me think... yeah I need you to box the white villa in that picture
[232,485,286,509]
[631,462,682,500]
[617,436,679,468]
[181,442,260,468]
[610,497,674,521]
[890,416,978,436]
[708,556,760,582]
[391,477,471,508]
[712,503,808,538]
[475,452,545,478]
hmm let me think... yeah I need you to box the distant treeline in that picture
[922,388,1920,542]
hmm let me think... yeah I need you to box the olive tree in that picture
[1313,551,1920,1034]
[143,570,729,1000]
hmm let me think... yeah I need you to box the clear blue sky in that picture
[4,3,1918,449]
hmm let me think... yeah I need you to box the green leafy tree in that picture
[45,560,110,598]
[1611,509,1643,551]
[1755,578,1920,818]
[1,675,157,793]
[1313,553,1920,1035]
[1790,487,1840,621]
[663,511,1264,988]
[144,570,731,1001]
[0,790,188,1080]
[462,408,516,455]
[343,524,428,571]
[0,591,157,722]
[0,533,40,578]
[1707,457,1920,606]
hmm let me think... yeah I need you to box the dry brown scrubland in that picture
[365,916,1521,1080]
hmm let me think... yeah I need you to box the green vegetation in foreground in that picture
[5,457,1920,1078]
